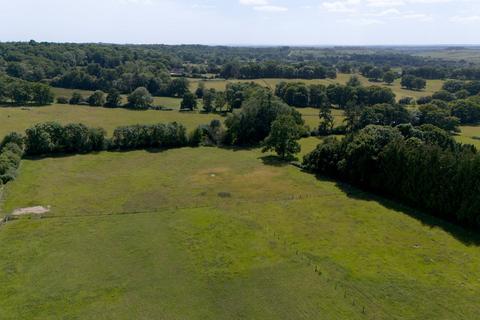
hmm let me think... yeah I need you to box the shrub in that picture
[87,90,106,107]
[1,132,24,150]
[57,96,69,104]
[69,92,84,105]
[399,97,414,105]
[0,134,24,183]
[127,87,153,109]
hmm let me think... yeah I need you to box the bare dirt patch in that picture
[11,206,50,216]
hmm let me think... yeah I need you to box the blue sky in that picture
[0,0,479,45]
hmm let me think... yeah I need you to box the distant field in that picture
[299,108,345,130]
[0,104,219,137]
[1,147,479,319]
[189,74,444,101]
[456,125,480,148]
[51,88,182,109]
[414,49,480,64]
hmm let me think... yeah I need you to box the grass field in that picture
[455,125,480,148]
[299,108,345,130]
[414,49,480,64]
[189,73,444,101]
[0,104,219,137]
[51,88,183,109]
[1,147,480,319]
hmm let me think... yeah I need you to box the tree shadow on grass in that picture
[259,155,292,167]
[24,151,104,160]
[331,178,480,246]
[220,145,258,152]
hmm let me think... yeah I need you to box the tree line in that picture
[23,121,191,156]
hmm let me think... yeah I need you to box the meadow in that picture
[51,88,183,110]
[0,104,219,138]
[454,125,480,148]
[1,147,479,319]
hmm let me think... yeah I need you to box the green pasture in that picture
[455,125,480,148]
[0,104,219,137]
[1,147,479,319]
[51,88,183,109]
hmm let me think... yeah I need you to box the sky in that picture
[0,0,479,45]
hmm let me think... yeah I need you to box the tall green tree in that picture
[214,91,226,112]
[262,114,302,160]
[318,106,335,135]
[195,81,205,98]
[127,87,153,109]
[383,71,396,85]
[31,83,54,105]
[202,89,215,113]
[180,92,198,111]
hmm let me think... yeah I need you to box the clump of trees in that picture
[196,82,262,113]
[304,124,480,229]
[0,77,53,105]
[225,88,305,145]
[401,75,427,91]
[275,82,328,108]
[112,122,187,150]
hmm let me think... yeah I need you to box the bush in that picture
[57,96,69,104]
[69,92,84,105]
[0,134,24,183]
[399,97,414,105]
[1,132,24,150]
[417,96,433,105]
[127,87,153,109]
[87,90,106,107]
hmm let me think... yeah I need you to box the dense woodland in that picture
[1,42,480,96]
